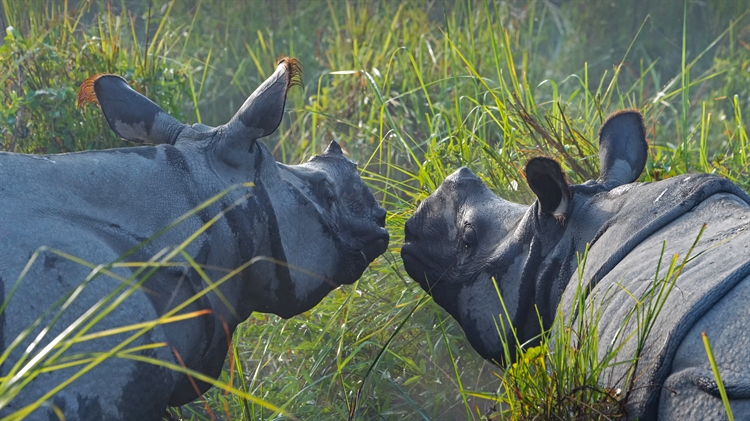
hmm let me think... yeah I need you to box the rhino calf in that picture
[0,58,389,420]
[402,110,750,420]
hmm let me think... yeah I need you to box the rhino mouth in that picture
[401,218,428,285]
[400,243,427,286]
[362,228,390,263]
[332,227,389,287]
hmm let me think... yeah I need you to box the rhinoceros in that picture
[401,110,750,420]
[0,57,389,420]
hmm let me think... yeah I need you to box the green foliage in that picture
[1,0,750,420]
[0,1,190,153]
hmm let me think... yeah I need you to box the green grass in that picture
[1,0,749,419]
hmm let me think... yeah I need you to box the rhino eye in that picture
[316,179,336,209]
[462,225,477,251]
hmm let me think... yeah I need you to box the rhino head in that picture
[402,168,527,362]
[401,111,648,364]
[80,57,389,318]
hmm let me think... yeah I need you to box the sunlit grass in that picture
[1,0,749,420]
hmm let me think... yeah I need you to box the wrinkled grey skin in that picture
[402,110,750,420]
[0,59,388,420]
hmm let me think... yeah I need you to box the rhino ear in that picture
[220,57,303,157]
[598,110,648,188]
[78,74,186,145]
[525,157,572,222]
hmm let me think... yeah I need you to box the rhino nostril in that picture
[374,207,386,228]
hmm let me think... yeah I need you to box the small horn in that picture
[323,140,344,156]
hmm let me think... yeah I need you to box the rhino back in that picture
[0,145,211,315]
[565,191,750,419]
[0,145,214,336]
[0,145,206,241]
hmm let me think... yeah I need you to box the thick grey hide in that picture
[402,111,750,420]
[558,175,750,419]
[0,66,388,420]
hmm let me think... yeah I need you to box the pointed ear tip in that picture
[77,74,127,109]
[276,56,304,90]
[524,156,571,215]
[77,74,103,108]
[600,109,649,150]
[524,156,569,189]
[611,109,643,117]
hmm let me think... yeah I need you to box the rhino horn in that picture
[78,74,186,145]
[524,157,571,223]
[225,57,303,141]
[598,110,648,189]
[323,140,344,156]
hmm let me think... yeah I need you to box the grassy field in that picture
[1,0,750,419]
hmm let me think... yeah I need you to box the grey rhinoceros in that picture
[401,110,750,420]
[0,57,389,420]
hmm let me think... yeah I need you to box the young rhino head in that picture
[81,58,389,319]
[401,111,647,364]
[268,140,390,316]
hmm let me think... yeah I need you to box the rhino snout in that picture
[364,204,389,254]
[373,206,386,228]
[403,214,426,243]
[363,229,389,263]
[400,245,425,285]
[401,221,426,285]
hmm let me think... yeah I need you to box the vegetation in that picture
[1,0,749,419]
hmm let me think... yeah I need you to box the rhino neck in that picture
[195,143,287,322]
[513,189,623,337]
[165,145,282,405]
[199,141,336,319]
[488,202,578,358]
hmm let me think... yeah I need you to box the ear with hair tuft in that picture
[78,74,186,145]
[598,110,648,188]
[278,56,304,90]
[323,140,343,156]
[525,157,572,223]
[224,57,303,143]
